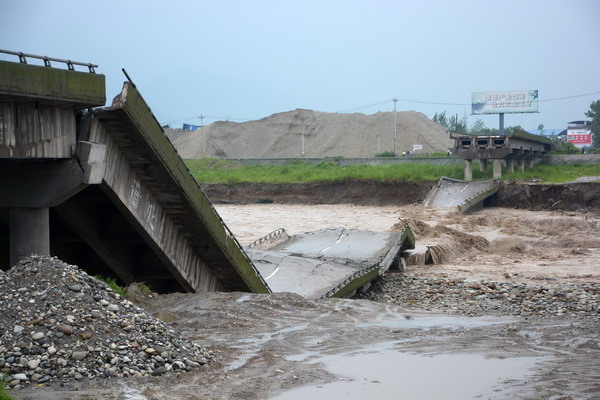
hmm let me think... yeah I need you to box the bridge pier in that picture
[492,159,502,179]
[464,159,473,182]
[506,158,515,173]
[9,208,50,266]
[452,131,552,181]
[479,159,488,173]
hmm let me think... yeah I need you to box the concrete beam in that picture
[0,104,77,158]
[0,60,105,108]
[54,197,135,285]
[9,208,49,266]
[0,160,86,207]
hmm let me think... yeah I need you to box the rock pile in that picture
[0,256,212,389]
[360,274,600,319]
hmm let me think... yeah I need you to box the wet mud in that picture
[13,183,600,399]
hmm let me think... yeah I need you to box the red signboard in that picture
[567,130,592,146]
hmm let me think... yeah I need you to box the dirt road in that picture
[15,203,600,399]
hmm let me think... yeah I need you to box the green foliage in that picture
[433,111,466,133]
[433,111,448,128]
[586,100,600,148]
[502,164,600,183]
[0,375,15,400]
[95,275,127,298]
[136,282,153,296]
[185,158,600,184]
[375,151,395,158]
[551,142,581,154]
[470,119,487,135]
[186,158,465,183]
[429,152,450,157]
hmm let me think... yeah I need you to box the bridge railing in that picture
[0,49,98,73]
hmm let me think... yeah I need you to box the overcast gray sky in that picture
[1,0,599,131]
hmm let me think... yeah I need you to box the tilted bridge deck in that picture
[0,58,269,294]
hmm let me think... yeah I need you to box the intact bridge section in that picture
[452,131,553,181]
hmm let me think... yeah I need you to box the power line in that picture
[163,90,600,125]
[341,99,393,113]
[538,90,600,102]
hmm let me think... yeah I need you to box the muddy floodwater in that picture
[15,204,600,400]
[275,346,543,400]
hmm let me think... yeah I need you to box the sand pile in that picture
[169,109,452,159]
[0,256,212,389]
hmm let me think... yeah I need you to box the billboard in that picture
[472,90,538,115]
[567,128,592,147]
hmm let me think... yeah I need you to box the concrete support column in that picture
[492,159,503,179]
[517,158,525,172]
[479,159,488,173]
[9,208,50,267]
[526,157,534,168]
[506,158,515,173]
[464,159,473,182]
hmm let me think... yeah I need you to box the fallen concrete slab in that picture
[247,226,415,299]
[423,177,499,213]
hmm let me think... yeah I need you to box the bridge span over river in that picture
[0,51,412,297]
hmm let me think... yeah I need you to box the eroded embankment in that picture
[203,181,600,211]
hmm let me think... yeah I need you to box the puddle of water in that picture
[152,311,180,322]
[236,294,253,303]
[122,386,148,400]
[360,313,515,330]
[226,324,310,370]
[273,343,543,400]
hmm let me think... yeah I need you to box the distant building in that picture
[526,128,566,136]
[183,123,200,131]
[566,120,592,148]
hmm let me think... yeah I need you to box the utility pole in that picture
[199,115,205,156]
[392,98,398,156]
[301,117,305,157]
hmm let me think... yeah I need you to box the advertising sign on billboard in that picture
[472,90,538,115]
[567,128,592,147]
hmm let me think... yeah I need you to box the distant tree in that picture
[585,100,600,148]
[448,114,467,134]
[432,111,449,129]
[537,123,544,131]
[552,142,580,154]
[504,125,523,135]
[469,119,486,135]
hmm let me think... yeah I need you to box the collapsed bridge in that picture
[0,51,412,298]
[0,52,269,294]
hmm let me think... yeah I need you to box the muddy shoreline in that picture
[10,183,600,399]
[202,181,600,211]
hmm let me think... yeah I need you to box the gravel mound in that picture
[359,274,600,319]
[171,108,453,159]
[0,256,212,389]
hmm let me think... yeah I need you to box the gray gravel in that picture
[0,255,213,390]
[359,273,600,319]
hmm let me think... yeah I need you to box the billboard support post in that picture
[499,113,505,136]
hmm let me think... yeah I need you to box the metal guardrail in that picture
[0,49,98,73]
